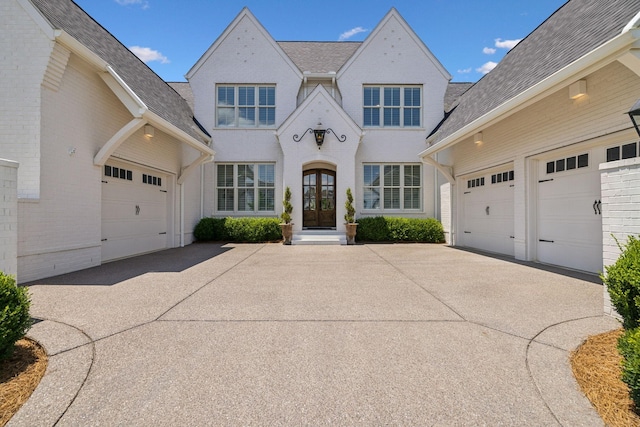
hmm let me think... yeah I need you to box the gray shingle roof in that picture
[30,0,205,143]
[168,82,194,111]
[278,42,361,74]
[444,82,473,113]
[432,0,640,144]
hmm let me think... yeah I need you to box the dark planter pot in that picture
[280,223,293,245]
[345,223,358,245]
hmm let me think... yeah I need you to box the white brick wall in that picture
[439,182,451,243]
[0,0,54,199]
[600,157,640,316]
[0,159,19,278]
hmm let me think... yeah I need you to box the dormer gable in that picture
[186,7,302,81]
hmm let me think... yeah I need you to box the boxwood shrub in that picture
[602,235,640,408]
[0,272,31,360]
[356,216,445,243]
[618,327,640,408]
[602,235,640,329]
[194,217,281,243]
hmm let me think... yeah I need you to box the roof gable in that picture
[430,0,640,146]
[277,85,362,139]
[337,8,450,80]
[278,41,361,74]
[186,7,302,80]
[29,0,206,143]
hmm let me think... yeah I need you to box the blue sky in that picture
[73,0,567,82]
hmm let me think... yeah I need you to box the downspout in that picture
[422,153,455,245]
[434,151,439,220]
[200,163,205,219]
[180,183,185,247]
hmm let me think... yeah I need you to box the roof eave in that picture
[55,31,212,155]
[420,29,639,159]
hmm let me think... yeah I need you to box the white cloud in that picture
[338,27,368,41]
[115,0,149,9]
[457,68,472,74]
[129,46,169,64]
[476,61,497,74]
[494,38,521,50]
[483,47,496,55]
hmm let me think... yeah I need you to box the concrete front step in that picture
[292,230,346,245]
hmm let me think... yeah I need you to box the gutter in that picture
[420,29,639,158]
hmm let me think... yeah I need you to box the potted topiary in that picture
[344,187,357,245]
[281,186,293,245]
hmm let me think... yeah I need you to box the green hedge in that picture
[356,216,445,243]
[194,217,281,243]
[602,235,640,408]
[0,272,31,360]
[619,327,640,407]
[602,235,640,329]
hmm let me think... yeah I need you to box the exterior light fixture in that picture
[293,122,346,149]
[628,99,640,138]
[313,127,326,148]
[474,132,483,144]
[144,124,155,138]
[569,80,587,99]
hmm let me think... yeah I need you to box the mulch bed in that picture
[571,328,640,426]
[0,339,47,426]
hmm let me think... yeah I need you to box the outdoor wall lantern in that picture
[293,122,346,149]
[628,99,640,138]
[144,124,155,138]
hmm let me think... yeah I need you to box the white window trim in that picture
[216,85,276,128]
[216,163,276,214]
[362,163,423,212]
[363,85,422,128]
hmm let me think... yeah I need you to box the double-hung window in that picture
[363,164,422,210]
[216,85,275,127]
[216,163,275,213]
[363,86,421,127]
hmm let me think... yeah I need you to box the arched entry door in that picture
[303,169,336,228]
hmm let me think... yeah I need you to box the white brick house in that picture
[184,8,450,238]
[3,0,640,298]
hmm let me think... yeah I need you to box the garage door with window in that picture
[536,149,602,273]
[101,161,168,262]
[460,168,515,256]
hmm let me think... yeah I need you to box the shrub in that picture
[602,235,640,329]
[344,188,355,223]
[194,217,230,241]
[281,186,293,224]
[0,272,31,360]
[618,327,640,407]
[356,216,445,243]
[194,217,281,243]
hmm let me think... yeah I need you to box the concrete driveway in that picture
[11,243,619,426]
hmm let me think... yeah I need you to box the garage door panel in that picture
[461,171,514,257]
[101,162,168,262]
[536,150,602,273]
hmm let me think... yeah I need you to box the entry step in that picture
[292,230,346,245]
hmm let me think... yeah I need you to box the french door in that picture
[303,169,336,228]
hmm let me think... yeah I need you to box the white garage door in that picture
[460,168,515,256]
[101,161,168,262]
[536,149,602,273]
